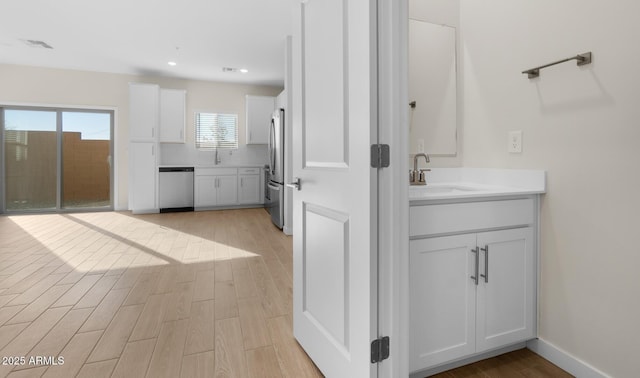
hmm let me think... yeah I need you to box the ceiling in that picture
[0,0,293,87]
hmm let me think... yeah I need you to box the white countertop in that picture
[409,168,546,202]
[158,164,267,169]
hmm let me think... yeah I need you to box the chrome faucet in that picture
[410,153,430,185]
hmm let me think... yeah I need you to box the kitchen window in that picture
[195,112,238,150]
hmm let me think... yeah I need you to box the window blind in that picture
[195,112,238,149]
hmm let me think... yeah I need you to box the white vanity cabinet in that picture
[245,95,275,144]
[159,89,186,143]
[409,197,536,373]
[194,168,238,208]
[238,167,262,204]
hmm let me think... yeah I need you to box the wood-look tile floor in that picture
[429,348,573,378]
[1,208,573,378]
[0,208,322,378]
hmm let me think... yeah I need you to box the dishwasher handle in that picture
[159,167,194,172]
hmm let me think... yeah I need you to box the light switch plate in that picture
[508,131,522,153]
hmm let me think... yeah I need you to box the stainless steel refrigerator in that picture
[266,108,285,228]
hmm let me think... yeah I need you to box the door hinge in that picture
[371,336,390,363]
[370,144,390,168]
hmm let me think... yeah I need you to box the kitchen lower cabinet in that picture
[194,168,238,208]
[238,167,262,204]
[409,198,537,374]
[195,176,216,207]
[216,175,238,205]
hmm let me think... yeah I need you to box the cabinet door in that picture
[409,234,477,372]
[129,83,159,141]
[160,89,186,143]
[129,142,157,212]
[246,95,275,144]
[216,175,238,205]
[195,176,216,207]
[238,174,260,204]
[476,227,535,352]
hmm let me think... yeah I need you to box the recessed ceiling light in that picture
[239,69,249,73]
[168,61,177,66]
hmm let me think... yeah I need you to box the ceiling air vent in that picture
[22,39,53,49]
[222,67,237,72]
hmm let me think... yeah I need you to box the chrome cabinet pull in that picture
[470,247,479,285]
[480,245,489,283]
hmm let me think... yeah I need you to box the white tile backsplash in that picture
[160,143,268,166]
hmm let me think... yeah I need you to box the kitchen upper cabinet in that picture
[129,83,159,141]
[129,142,157,213]
[238,167,262,204]
[160,89,186,143]
[246,95,275,144]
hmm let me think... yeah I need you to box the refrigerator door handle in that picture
[267,182,281,191]
[269,118,276,176]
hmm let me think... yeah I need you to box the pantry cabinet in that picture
[129,142,157,213]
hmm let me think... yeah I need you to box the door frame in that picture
[0,102,118,213]
[377,0,409,377]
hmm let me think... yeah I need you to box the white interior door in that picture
[291,0,378,377]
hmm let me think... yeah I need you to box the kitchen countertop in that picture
[409,168,546,202]
[158,164,267,169]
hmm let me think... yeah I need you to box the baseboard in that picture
[527,339,610,378]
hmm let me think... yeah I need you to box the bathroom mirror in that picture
[409,19,457,155]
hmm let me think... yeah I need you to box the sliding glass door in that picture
[61,111,112,209]
[2,106,114,213]
[3,109,58,211]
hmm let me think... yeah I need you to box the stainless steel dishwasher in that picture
[158,167,194,212]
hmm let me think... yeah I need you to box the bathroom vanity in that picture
[408,168,545,376]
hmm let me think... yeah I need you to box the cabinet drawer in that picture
[410,199,534,237]
[239,167,260,175]
[195,167,237,176]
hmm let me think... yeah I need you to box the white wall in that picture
[0,64,281,210]
[460,1,640,377]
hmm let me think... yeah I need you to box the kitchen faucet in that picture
[410,153,430,185]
